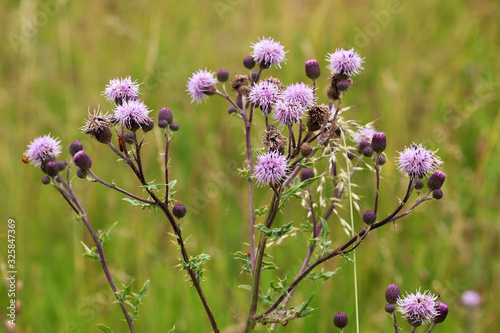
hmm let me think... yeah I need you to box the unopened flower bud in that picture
[228,106,237,115]
[158,119,168,128]
[427,170,446,190]
[158,107,174,124]
[55,175,63,183]
[169,122,180,132]
[76,167,87,179]
[362,146,374,157]
[305,59,321,80]
[42,176,50,185]
[415,179,424,190]
[363,210,376,224]
[378,155,386,165]
[44,161,60,177]
[385,284,401,304]
[371,132,386,153]
[433,301,449,324]
[57,161,67,171]
[336,79,353,92]
[123,133,135,144]
[217,68,229,82]
[243,56,256,69]
[385,303,396,313]
[73,151,92,170]
[251,71,259,82]
[333,312,348,329]
[142,117,155,132]
[300,168,315,182]
[347,150,356,160]
[69,141,83,156]
[173,203,186,218]
[433,189,443,199]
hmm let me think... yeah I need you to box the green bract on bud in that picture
[73,151,92,170]
[385,284,401,304]
[415,179,424,190]
[243,55,256,69]
[217,68,229,82]
[371,132,386,153]
[44,161,60,177]
[427,170,446,190]
[158,107,173,124]
[169,122,180,132]
[300,168,315,182]
[385,303,396,313]
[432,189,443,199]
[305,59,321,80]
[42,176,51,185]
[333,312,348,329]
[363,210,376,224]
[69,141,83,157]
[172,203,186,218]
[76,167,87,179]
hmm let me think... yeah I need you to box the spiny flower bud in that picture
[69,141,83,157]
[362,145,374,157]
[427,170,446,190]
[333,312,348,329]
[172,203,186,218]
[385,284,401,304]
[363,210,376,224]
[142,117,155,132]
[158,107,173,124]
[300,168,315,182]
[305,59,321,80]
[217,68,229,82]
[371,132,387,154]
[378,155,386,165]
[169,122,180,132]
[57,161,67,171]
[42,176,51,185]
[385,303,396,313]
[357,139,370,154]
[433,301,449,324]
[73,151,92,170]
[415,179,424,190]
[336,78,353,92]
[158,119,168,129]
[76,167,87,179]
[55,175,63,183]
[44,161,60,177]
[300,142,313,157]
[432,189,443,199]
[243,55,256,69]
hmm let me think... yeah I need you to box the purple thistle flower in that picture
[253,151,288,186]
[248,81,281,116]
[397,144,443,179]
[103,76,140,103]
[327,49,364,77]
[274,100,305,126]
[283,82,316,108]
[353,128,376,144]
[251,37,287,69]
[113,99,152,130]
[186,69,218,103]
[25,134,62,167]
[397,289,438,327]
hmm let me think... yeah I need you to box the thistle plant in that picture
[24,36,449,332]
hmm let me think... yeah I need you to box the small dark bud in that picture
[385,304,396,313]
[73,151,92,170]
[357,139,370,153]
[377,155,386,165]
[347,150,356,160]
[42,176,51,185]
[217,68,229,82]
[336,79,353,92]
[300,169,315,182]
[57,161,67,171]
[433,301,449,324]
[172,203,187,218]
[94,127,113,143]
[371,132,387,154]
[305,59,321,80]
[55,175,63,183]
[126,119,141,131]
[243,55,256,69]
[300,143,313,157]
[433,189,444,199]
[362,146,374,157]
[327,85,340,101]
[363,210,376,224]
[415,179,424,190]
[228,106,237,115]
[427,170,446,190]
[385,284,401,304]
[44,161,60,177]
[251,71,259,82]
[142,118,155,132]
[69,141,83,156]
[169,122,180,132]
[158,107,174,124]
[158,119,168,129]
[333,312,348,329]
[123,133,135,144]
[76,167,87,179]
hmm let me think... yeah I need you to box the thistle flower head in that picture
[82,108,113,143]
[326,48,364,77]
[186,69,218,103]
[251,37,287,69]
[353,127,376,144]
[113,99,152,131]
[397,289,438,327]
[283,82,316,108]
[249,81,281,115]
[103,76,140,104]
[397,144,443,179]
[25,134,62,167]
[253,150,288,187]
[274,100,305,126]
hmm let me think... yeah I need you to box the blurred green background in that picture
[1,0,499,332]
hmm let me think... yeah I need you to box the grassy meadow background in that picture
[1,0,499,332]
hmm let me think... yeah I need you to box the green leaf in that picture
[166,180,177,205]
[115,280,134,304]
[280,176,321,202]
[136,280,150,304]
[233,251,252,273]
[307,268,341,281]
[97,324,113,333]
[296,293,315,318]
[255,205,270,216]
[99,221,119,244]
[255,222,294,241]
[122,198,154,210]
[81,241,99,261]
[167,326,176,333]
[261,260,278,271]
[179,253,210,283]
[142,180,168,191]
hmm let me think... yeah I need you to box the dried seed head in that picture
[263,128,287,154]
[265,76,285,90]
[82,109,113,144]
[307,104,331,131]
[300,142,313,157]
[231,75,251,96]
